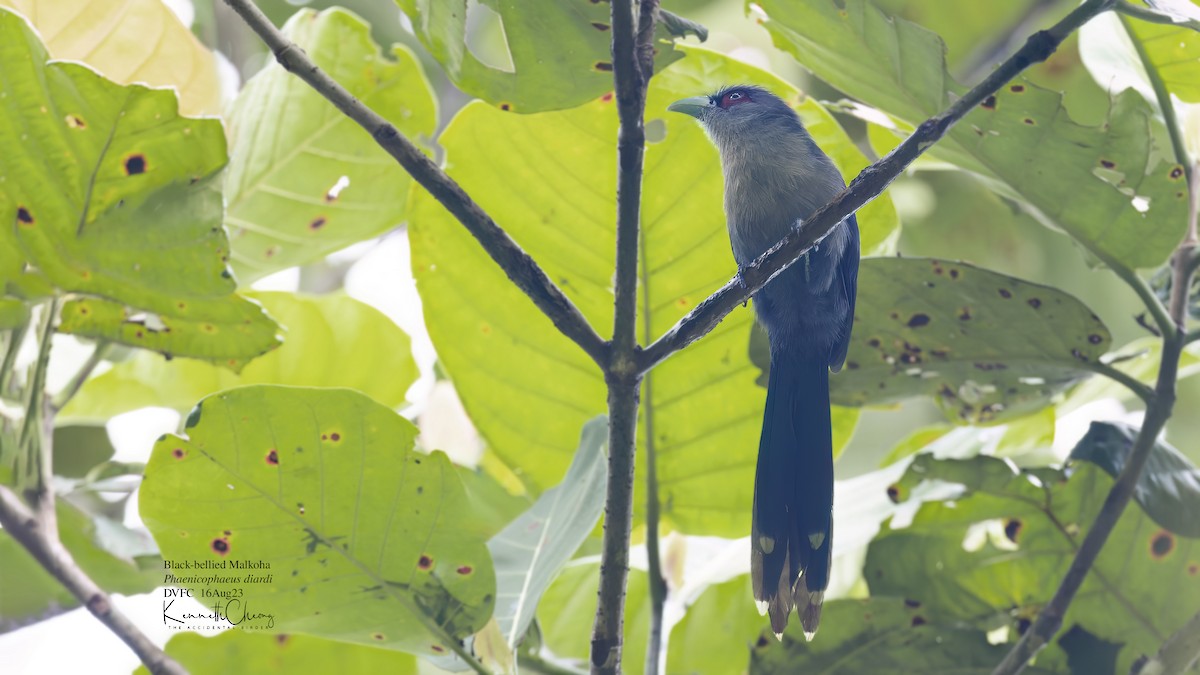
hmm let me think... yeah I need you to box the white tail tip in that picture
[803,628,817,642]
[755,599,769,616]
[773,631,784,642]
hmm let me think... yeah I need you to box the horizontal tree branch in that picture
[0,485,185,675]
[636,0,1119,373]
[221,0,610,369]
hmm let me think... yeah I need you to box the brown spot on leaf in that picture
[1100,159,1115,169]
[1088,334,1103,344]
[981,95,996,110]
[907,313,930,328]
[1027,298,1041,309]
[172,448,185,459]
[949,269,960,280]
[330,432,341,442]
[591,21,610,30]
[418,555,433,570]
[276,634,290,645]
[1004,518,1022,543]
[904,598,921,608]
[1010,84,1025,93]
[959,308,972,321]
[1170,166,1184,180]
[266,449,279,465]
[594,62,613,72]
[499,103,511,111]
[867,338,881,348]
[1188,563,1198,576]
[755,634,770,648]
[998,288,1012,299]
[1151,530,1175,559]
[372,633,384,641]
[16,206,33,226]
[431,645,445,653]
[1071,348,1088,362]
[124,154,146,175]
[846,361,859,370]
[911,616,927,627]
[457,565,473,575]
[601,92,614,103]
[1023,118,1036,125]
[211,538,230,556]
[66,114,87,129]
[886,484,901,503]
[309,217,327,231]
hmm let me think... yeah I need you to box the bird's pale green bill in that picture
[667,96,712,118]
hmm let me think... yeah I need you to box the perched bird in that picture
[668,85,859,639]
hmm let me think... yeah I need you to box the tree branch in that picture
[0,486,185,675]
[220,0,609,369]
[993,6,1197,670]
[1085,361,1156,405]
[51,341,110,412]
[638,0,1120,373]
[1132,606,1200,675]
[592,1,657,673]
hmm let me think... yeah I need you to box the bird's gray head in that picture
[667,85,808,153]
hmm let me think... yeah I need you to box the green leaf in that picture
[751,596,1053,674]
[52,424,115,478]
[667,575,761,675]
[394,0,682,113]
[537,565,650,675]
[1081,11,1200,104]
[0,0,221,116]
[879,424,952,467]
[757,0,1190,270]
[829,257,1110,424]
[0,9,280,367]
[1069,421,1200,537]
[867,454,1200,673]
[139,386,495,656]
[0,500,160,632]
[224,9,436,282]
[0,298,27,328]
[410,46,896,537]
[489,416,607,649]
[1064,337,1200,410]
[142,630,418,675]
[62,292,417,422]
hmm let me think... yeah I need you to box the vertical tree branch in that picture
[993,9,1196,671]
[592,1,658,673]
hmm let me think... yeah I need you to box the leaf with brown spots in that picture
[141,387,495,656]
[867,454,1200,674]
[149,630,418,674]
[223,10,436,282]
[822,257,1110,425]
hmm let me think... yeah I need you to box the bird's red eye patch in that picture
[719,90,752,109]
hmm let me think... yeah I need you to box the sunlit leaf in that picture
[410,46,896,537]
[1080,11,1200,105]
[0,9,279,367]
[142,630,418,674]
[225,9,436,282]
[536,565,650,675]
[0,0,220,116]
[62,292,417,422]
[757,0,1190,270]
[140,386,495,656]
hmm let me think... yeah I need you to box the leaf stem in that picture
[17,298,59,504]
[1085,361,1156,404]
[0,485,185,674]
[218,0,609,370]
[0,319,29,398]
[637,0,1120,373]
[592,0,658,672]
[1114,0,1191,26]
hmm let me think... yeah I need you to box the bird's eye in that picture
[719,90,751,108]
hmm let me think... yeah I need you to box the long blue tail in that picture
[751,351,833,639]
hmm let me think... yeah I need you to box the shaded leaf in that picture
[62,292,417,422]
[225,9,436,282]
[751,596,1051,674]
[139,386,495,656]
[0,500,160,632]
[1069,421,1200,537]
[0,9,280,366]
[0,299,28,328]
[141,630,418,674]
[488,416,607,648]
[0,0,220,115]
[1058,624,1122,675]
[758,0,1190,270]
[657,9,708,41]
[52,424,115,478]
[410,47,895,537]
[830,257,1110,424]
[395,0,681,113]
[868,454,1200,673]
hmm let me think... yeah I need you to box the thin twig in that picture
[219,0,609,369]
[1131,606,1200,675]
[51,341,111,412]
[591,0,657,672]
[638,0,1120,373]
[1115,0,1192,26]
[0,486,185,675]
[993,6,1197,670]
[0,319,30,398]
[1085,361,1156,404]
